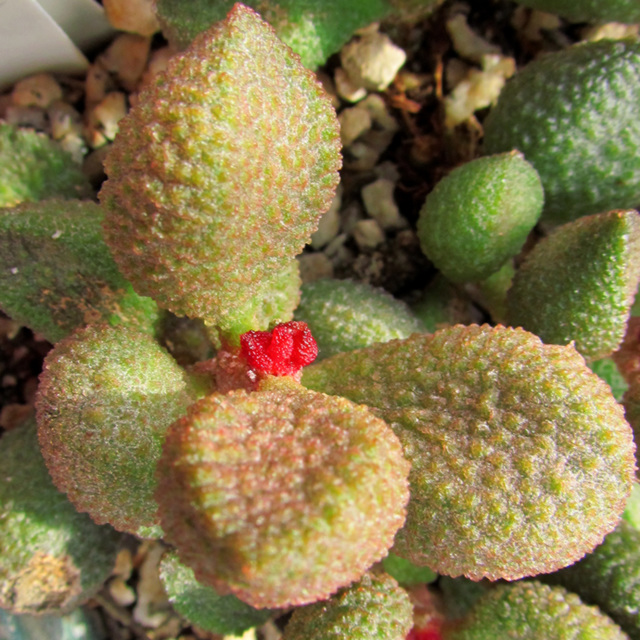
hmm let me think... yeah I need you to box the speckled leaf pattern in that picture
[443,581,629,640]
[0,199,159,343]
[156,377,409,608]
[100,4,341,338]
[302,324,636,581]
[484,39,640,224]
[0,421,120,615]
[36,324,210,536]
[507,210,640,361]
[283,572,413,640]
[544,521,640,640]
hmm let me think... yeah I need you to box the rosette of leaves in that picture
[302,324,635,581]
[155,376,410,608]
[293,278,424,359]
[0,123,91,208]
[35,323,211,537]
[543,521,640,640]
[282,572,413,640]
[100,4,341,344]
[0,199,159,343]
[511,0,640,23]
[507,210,640,361]
[159,551,273,635]
[484,39,640,224]
[0,420,121,615]
[443,581,629,640]
[417,151,543,283]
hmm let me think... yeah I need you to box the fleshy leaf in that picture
[36,323,210,536]
[511,0,640,23]
[159,551,273,635]
[544,521,640,640]
[417,151,543,283]
[294,278,424,360]
[484,39,640,224]
[507,210,640,361]
[156,377,409,608]
[0,420,120,615]
[302,324,636,581]
[0,199,159,343]
[282,572,413,640]
[443,581,628,640]
[100,4,341,338]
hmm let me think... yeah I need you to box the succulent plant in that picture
[282,572,413,640]
[0,123,91,208]
[507,210,640,361]
[484,39,640,225]
[442,581,629,640]
[417,151,543,283]
[1,0,640,637]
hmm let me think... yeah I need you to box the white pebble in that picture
[100,33,151,92]
[11,73,62,109]
[86,92,127,148]
[103,0,160,36]
[362,178,407,231]
[297,252,334,283]
[360,94,398,133]
[334,68,367,103]
[353,219,385,250]
[446,13,500,64]
[4,105,47,131]
[339,104,372,147]
[341,32,407,92]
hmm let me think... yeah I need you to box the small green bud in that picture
[417,151,543,283]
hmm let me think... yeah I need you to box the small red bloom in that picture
[240,321,318,376]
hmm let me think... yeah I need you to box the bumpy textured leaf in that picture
[0,123,91,208]
[155,0,391,69]
[0,421,120,615]
[511,0,640,22]
[417,151,543,283]
[507,210,640,361]
[294,278,424,360]
[484,39,640,224]
[0,199,159,343]
[302,324,636,580]
[443,581,629,640]
[283,572,413,640]
[36,324,209,536]
[100,4,341,340]
[159,551,273,635]
[156,377,409,608]
[544,521,640,640]
[589,358,629,402]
